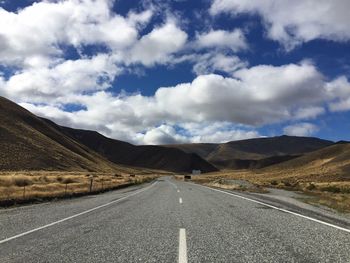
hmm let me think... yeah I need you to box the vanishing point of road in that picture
[0,177,349,262]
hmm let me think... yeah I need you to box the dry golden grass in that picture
[193,169,350,213]
[301,193,350,213]
[174,175,185,180]
[0,171,160,203]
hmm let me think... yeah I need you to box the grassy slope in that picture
[0,171,159,204]
[0,96,141,173]
[193,143,350,212]
[168,136,333,169]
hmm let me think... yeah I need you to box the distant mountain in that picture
[211,155,301,170]
[55,125,218,173]
[168,136,333,169]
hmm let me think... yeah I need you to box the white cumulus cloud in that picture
[0,0,151,67]
[210,0,350,49]
[195,29,247,52]
[127,21,188,66]
[11,62,350,144]
[283,123,319,137]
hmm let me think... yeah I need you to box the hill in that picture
[55,125,218,173]
[261,142,350,181]
[0,96,336,173]
[202,142,350,186]
[168,136,333,169]
[0,96,216,173]
[0,96,132,173]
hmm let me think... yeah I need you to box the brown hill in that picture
[1,96,336,173]
[0,96,216,173]
[216,142,350,184]
[54,125,218,173]
[212,155,301,170]
[0,96,134,172]
[262,142,350,180]
[168,136,333,169]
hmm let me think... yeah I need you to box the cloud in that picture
[140,125,187,145]
[127,21,188,66]
[192,53,247,75]
[0,0,191,70]
[178,122,260,143]
[293,106,325,120]
[210,0,350,49]
[139,122,260,145]
[1,0,349,145]
[326,76,350,112]
[329,98,350,112]
[195,29,247,52]
[2,55,120,102]
[154,61,329,126]
[0,0,151,67]
[283,123,319,137]
[11,61,350,144]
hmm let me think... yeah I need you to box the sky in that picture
[0,0,350,145]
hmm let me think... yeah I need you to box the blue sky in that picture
[0,0,350,144]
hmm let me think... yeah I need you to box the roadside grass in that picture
[199,179,268,193]
[191,170,350,213]
[180,174,268,193]
[174,175,185,181]
[0,171,159,205]
[300,192,350,213]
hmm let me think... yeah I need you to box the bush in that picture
[270,180,278,186]
[62,178,76,184]
[283,181,292,187]
[39,176,50,183]
[291,181,300,188]
[13,177,32,187]
[321,185,341,193]
[56,176,63,183]
[306,183,316,191]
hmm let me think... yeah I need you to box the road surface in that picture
[0,177,349,262]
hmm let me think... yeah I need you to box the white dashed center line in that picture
[179,197,183,204]
[178,228,188,263]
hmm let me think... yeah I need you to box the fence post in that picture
[89,177,93,193]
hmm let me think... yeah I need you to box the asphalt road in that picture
[0,177,349,262]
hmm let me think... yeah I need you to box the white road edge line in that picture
[179,197,183,204]
[197,184,350,233]
[0,182,157,245]
[178,228,188,263]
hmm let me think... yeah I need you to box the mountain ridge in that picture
[0,96,339,173]
[0,96,217,173]
[167,135,333,169]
